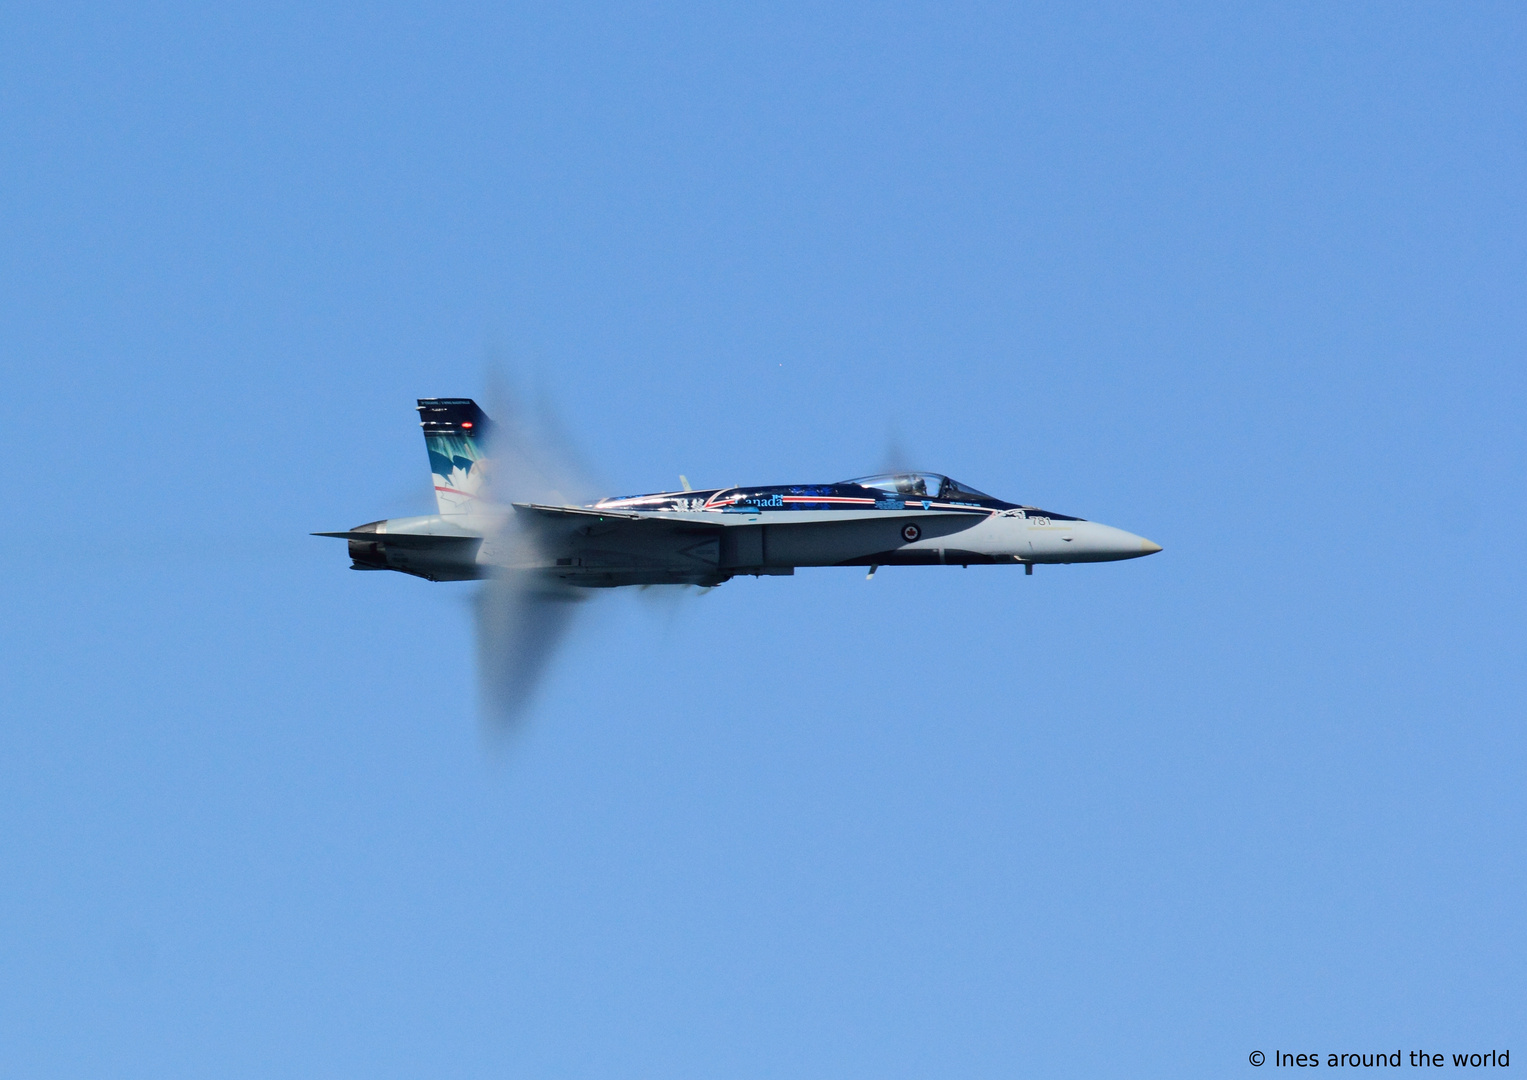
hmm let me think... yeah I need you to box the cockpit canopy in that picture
[843,472,998,502]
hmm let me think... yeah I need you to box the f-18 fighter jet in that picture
[316,398,1161,721]
[318,398,1161,588]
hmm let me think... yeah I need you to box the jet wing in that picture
[312,529,484,542]
[511,503,653,523]
[505,501,726,585]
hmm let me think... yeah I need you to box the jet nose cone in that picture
[1066,522,1163,561]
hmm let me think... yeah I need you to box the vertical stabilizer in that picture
[417,398,494,516]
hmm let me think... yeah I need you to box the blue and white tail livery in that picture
[418,398,493,517]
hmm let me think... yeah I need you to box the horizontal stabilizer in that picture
[312,527,483,581]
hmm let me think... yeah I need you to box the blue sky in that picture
[1,3,1522,1076]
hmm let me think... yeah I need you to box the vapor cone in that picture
[470,372,598,736]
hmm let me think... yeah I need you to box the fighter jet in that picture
[318,397,1162,587]
[316,398,1161,722]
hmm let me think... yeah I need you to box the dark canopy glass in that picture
[843,473,997,502]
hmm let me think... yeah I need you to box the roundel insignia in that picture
[901,523,921,542]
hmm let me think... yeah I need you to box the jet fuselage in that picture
[318,400,1162,588]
